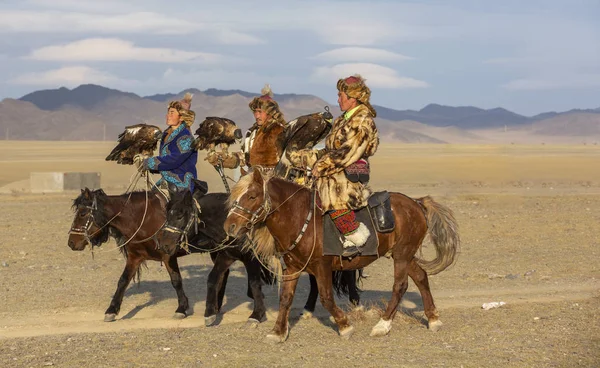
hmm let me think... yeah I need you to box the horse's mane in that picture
[229,171,310,277]
[227,173,255,209]
[227,170,308,209]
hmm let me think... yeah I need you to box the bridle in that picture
[161,197,204,252]
[228,179,273,230]
[68,196,102,245]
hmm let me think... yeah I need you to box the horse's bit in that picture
[161,197,204,252]
[68,196,99,244]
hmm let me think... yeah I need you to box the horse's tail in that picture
[332,269,365,297]
[416,196,460,275]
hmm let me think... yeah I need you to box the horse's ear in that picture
[82,188,90,198]
[240,167,248,176]
[252,168,263,184]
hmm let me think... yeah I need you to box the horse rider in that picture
[291,75,379,256]
[136,93,199,193]
[207,84,287,177]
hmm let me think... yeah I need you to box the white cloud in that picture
[10,66,117,86]
[27,38,225,64]
[502,74,600,91]
[312,47,414,63]
[214,30,265,45]
[0,11,205,34]
[311,63,429,89]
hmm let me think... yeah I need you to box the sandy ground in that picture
[0,142,599,367]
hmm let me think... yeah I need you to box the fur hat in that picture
[249,84,286,127]
[337,75,377,117]
[168,92,196,127]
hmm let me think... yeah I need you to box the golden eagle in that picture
[105,123,162,165]
[194,117,242,156]
[275,107,334,179]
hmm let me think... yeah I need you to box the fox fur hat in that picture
[168,92,196,127]
[337,74,377,117]
[248,84,286,127]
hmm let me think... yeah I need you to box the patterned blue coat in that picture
[143,124,198,192]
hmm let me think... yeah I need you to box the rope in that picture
[88,169,160,255]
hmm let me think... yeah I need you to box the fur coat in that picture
[242,120,287,169]
[299,104,379,212]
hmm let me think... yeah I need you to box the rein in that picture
[231,179,318,280]
[69,170,164,254]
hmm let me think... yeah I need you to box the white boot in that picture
[343,223,370,249]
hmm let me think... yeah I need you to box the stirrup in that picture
[342,240,361,258]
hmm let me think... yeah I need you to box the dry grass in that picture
[1,141,599,193]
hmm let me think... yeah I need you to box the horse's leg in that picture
[210,252,230,311]
[266,267,300,343]
[104,254,143,322]
[370,257,409,337]
[301,274,319,318]
[205,253,236,326]
[343,270,361,308]
[217,268,230,311]
[407,259,442,331]
[315,264,354,339]
[162,254,189,319]
[241,256,268,325]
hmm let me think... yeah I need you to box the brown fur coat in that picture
[310,104,379,211]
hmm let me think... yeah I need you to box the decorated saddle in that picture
[322,191,395,257]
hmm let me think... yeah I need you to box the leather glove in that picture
[205,152,221,166]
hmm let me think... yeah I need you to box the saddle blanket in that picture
[322,206,379,257]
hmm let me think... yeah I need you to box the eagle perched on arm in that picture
[194,117,242,156]
[105,124,162,165]
[274,107,334,179]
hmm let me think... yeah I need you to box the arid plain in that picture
[0,142,598,367]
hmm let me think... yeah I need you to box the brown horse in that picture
[67,187,273,323]
[224,170,460,342]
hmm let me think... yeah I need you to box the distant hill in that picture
[0,84,598,143]
[19,84,141,111]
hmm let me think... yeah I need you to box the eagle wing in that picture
[105,124,162,165]
[283,108,333,151]
[194,117,242,151]
[274,108,334,179]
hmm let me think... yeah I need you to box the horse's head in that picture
[157,180,207,256]
[224,168,271,238]
[68,188,110,251]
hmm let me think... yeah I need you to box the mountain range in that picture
[1,84,599,144]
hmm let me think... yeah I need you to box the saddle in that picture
[322,191,395,257]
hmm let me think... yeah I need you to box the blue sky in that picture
[0,0,598,115]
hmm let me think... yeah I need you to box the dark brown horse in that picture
[67,187,273,323]
[224,170,460,342]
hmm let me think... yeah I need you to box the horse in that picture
[157,183,365,324]
[67,186,272,324]
[223,169,460,342]
[155,186,275,325]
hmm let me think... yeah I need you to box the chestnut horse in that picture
[224,170,460,342]
[68,187,273,323]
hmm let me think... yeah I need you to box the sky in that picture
[0,0,598,116]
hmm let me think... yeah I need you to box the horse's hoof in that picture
[300,310,313,320]
[339,325,354,340]
[266,328,289,344]
[104,314,116,322]
[204,315,218,327]
[370,318,392,337]
[173,312,186,320]
[428,319,443,332]
[247,318,261,328]
[352,305,365,312]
